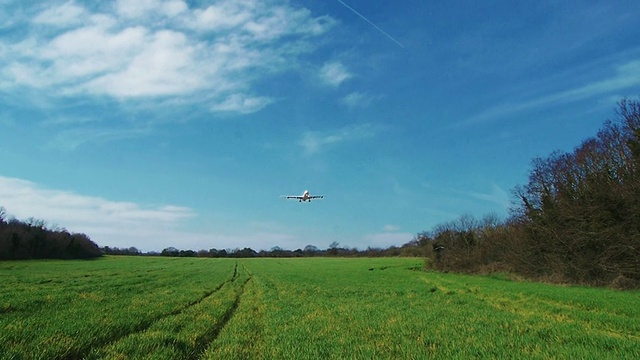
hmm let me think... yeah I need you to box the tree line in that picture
[102,240,425,258]
[0,208,102,260]
[420,99,640,289]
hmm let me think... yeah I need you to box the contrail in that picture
[337,0,405,48]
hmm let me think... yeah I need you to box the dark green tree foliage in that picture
[0,210,102,260]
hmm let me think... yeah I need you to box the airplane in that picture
[282,190,324,202]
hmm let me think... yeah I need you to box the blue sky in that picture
[1,0,639,252]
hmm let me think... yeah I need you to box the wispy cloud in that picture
[462,59,640,126]
[467,184,510,208]
[383,224,400,232]
[0,175,195,248]
[210,93,274,114]
[362,231,414,249]
[115,0,187,19]
[0,176,195,224]
[48,126,151,151]
[0,0,336,114]
[33,0,87,26]
[298,123,379,155]
[320,61,352,87]
[342,91,378,108]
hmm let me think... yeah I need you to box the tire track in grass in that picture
[201,268,265,359]
[74,262,239,360]
[195,274,252,359]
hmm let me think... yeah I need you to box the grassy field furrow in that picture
[202,275,267,359]
[0,257,236,359]
[84,269,242,359]
[87,268,251,360]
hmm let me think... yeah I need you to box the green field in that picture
[1,257,638,359]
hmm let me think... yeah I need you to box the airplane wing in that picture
[284,196,303,199]
[309,195,324,199]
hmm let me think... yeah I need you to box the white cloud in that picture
[298,124,379,155]
[0,0,336,114]
[0,176,195,249]
[42,23,149,85]
[210,93,274,114]
[342,91,378,108]
[188,1,335,39]
[84,29,205,97]
[32,0,87,27]
[191,1,254,31]
[115,0,187,19]
[0,176,195,224]
[320,61,352,87]
[162,0,188,17]
[383,224,400,232]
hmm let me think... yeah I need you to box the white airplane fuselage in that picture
[285,190,324,202]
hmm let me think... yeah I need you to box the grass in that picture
[1,257,638,359]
